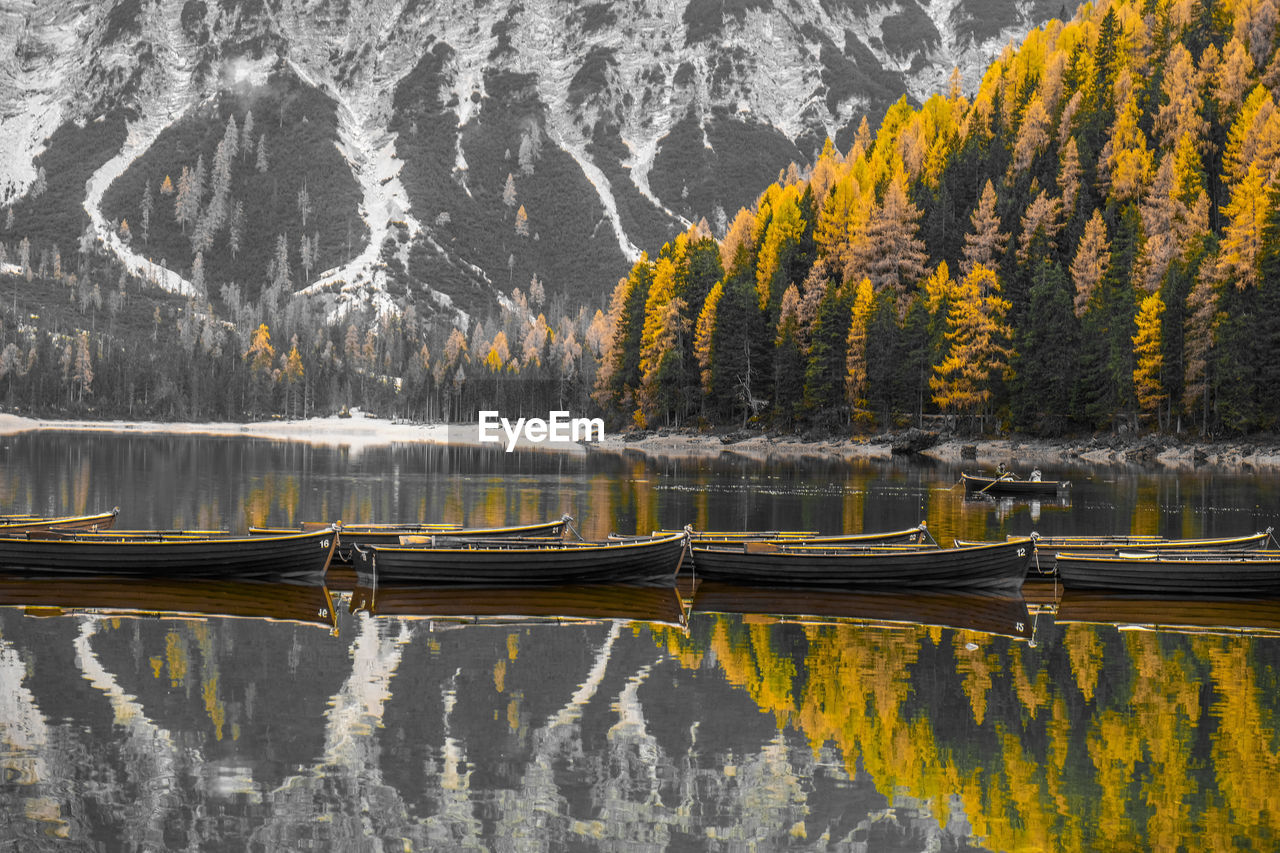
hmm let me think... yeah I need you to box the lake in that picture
[1,431,1278,851]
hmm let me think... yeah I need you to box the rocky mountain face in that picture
[0,0,1062,320]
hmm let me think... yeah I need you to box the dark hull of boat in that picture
[689,538,1033,590]
[252,518,569,563]
[354,533,687,587]
[1056,551,1280,594]
[352,583,687,627]
[0,574,336,629]
[960,531,1271,579]
[1056,590,1280,637]
[0,509,119,533]
[0,527,337,585]
[690,582,1031,639]
[961,473,1068,495]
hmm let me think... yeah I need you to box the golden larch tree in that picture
[1131,291,1166,420]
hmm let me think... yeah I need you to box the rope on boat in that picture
[1267,526,1277,549]
[562,514,585,541]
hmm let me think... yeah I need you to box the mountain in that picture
[0,0,1063,321]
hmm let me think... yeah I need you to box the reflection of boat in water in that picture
[688,582,1032,639]
[352,583,687,628]
[0,574,337,629]
[1055,590,1280,638]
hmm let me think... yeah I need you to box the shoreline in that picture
[2,413,1278,470]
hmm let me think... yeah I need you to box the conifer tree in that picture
[175,166,196,233]
[1132,291,1167,422]
[694,281,723,397]
[503,173,517,210]
[141,180,153,244]
[773,284,805,424]
[863,170,928,314]
[241,110,255,159]
[961,180,1009,277]
[1071,210,1110,316]
[930,264,1013,429]
[845,277,874,427]
[256,134,269,173]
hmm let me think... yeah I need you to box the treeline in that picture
[595,0,1280,436]
[0,244,606,423]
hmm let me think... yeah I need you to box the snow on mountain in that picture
[0,0,1064,318]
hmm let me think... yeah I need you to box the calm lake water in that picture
[1,431,1279,851]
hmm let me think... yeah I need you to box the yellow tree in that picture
[754,184,807,313]
[694,281,723,396]
[1131,291,1166,423]
[844,277,874,428]
[929,265,1013,426]
[1217,161,1269,289]
[961,180,1008,276]
[484,330,511,372]
[1071,210,1111,316]
[639,257,689,424]
[283,335,304,419]
[1099,92,1154,203]
[245,324,276,416]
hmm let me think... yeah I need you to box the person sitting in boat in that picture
[996,462,1009,478]
[1029,469,1042,482]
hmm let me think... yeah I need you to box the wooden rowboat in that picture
[689,582,1033,639]
[961,472,1069,495]
[0,526,337,584]
[645,523,934,547]
[0,573,337,629]
[1055,549,1280,594]
[251,516,572,563]
[0,508,119,533]
[956,530,1272,578]
[688,537,1034,590]
[351,583,687,627]
[352,531,688,587]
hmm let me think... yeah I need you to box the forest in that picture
[595,0,1280,437]
[4,0,1280,438]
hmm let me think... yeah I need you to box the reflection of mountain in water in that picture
[1,587,1279,849]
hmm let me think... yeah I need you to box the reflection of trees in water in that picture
[5,599,1279,850]
[672,613,1280,852]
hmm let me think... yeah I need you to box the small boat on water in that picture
[646,523,934,547]
[1056,590,1280,638]
[688,537,1034,590]
[961,472,1069,496]
[0,508,120,533]
[689,582,1032,639]
[0,526,338,584]
[956,530,1272,577]
[1055,549,1280,594]
[352,531,688,587]
[351,583,687,628]
[0,574,337,630]
[251,516,573,563]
